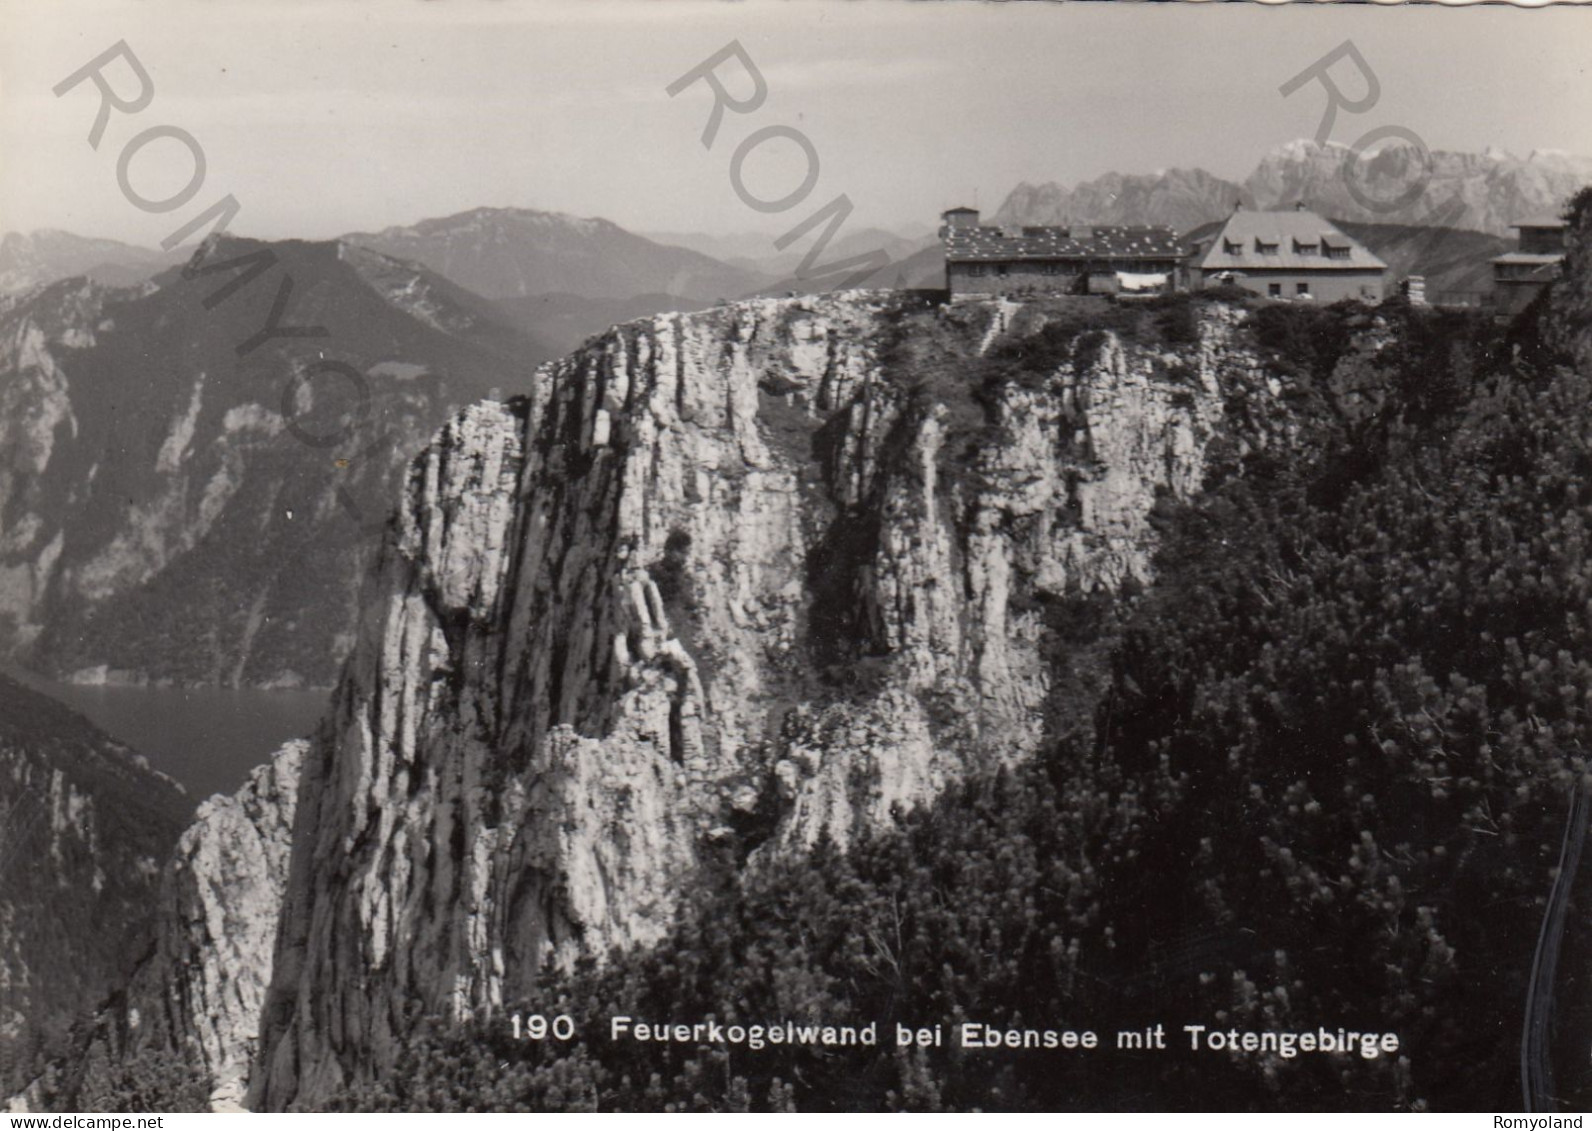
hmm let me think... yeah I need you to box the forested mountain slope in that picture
[0,238,549,688]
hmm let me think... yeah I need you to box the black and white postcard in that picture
[1,0,1590,1115]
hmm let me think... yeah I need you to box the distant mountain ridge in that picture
[994,168,1255,235]
[1244,140,1592,235]
[345,207,770,302]
[0,231,183,294]
[1332,221,1508,296]
[993,141,1592,236]
[645,226,937,283]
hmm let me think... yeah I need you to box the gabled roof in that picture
[1511,214,1569,229]
[1194,209,1385,272]
[1182,219,1224,254]
[1491,252,1565,266]
[942,223,1183,263]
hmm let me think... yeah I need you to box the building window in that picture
[1224,240,1243,257]
[1324,245,1350,260]
[1293,240,1318,256]
[996,263,1010,276]
[1296,282,1310,297]
[967,264,989,277]
[1255,239,1279,255]
[1268,283,1282,298]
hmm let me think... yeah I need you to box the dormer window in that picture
[1293,239,1318,256]
[1255,238,1279,255]
[1223,239,1243,256]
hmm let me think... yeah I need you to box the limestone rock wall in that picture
[122,742,305,1110]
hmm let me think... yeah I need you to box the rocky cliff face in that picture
[0,240,550,688]
[7,741,301,1113]
[112,742,305,1110]
[0,675,188,1100]
[230,290,1312,1108]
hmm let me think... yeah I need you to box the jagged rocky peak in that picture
[8,737,303,1114]
[247,289,1305,1107]
[124,741,306,1111]
[993,142,1592,237]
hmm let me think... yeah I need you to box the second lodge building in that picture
[1181,205,1387,303]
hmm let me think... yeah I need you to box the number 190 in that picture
[511,1013,576,1041]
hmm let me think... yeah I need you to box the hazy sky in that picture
[2,0,1589,246]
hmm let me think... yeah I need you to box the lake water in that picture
[5,668,330,806]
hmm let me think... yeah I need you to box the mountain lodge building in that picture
[1182,205,1386,303]
[939,208,1183,297]
[1491,214,1568,314]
